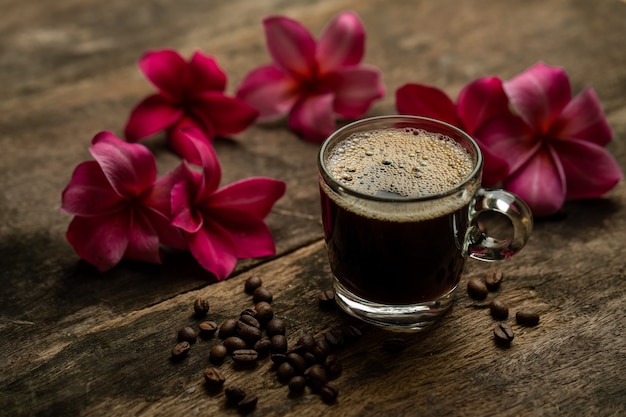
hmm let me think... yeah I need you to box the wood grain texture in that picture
[1,0,625,416]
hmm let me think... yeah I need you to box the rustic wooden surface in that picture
[1,0,626,416]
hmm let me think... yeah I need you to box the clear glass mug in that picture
[318,115,533,331]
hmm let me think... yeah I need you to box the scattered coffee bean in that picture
[253,337,272,356]
[493,323,515,346]
[244,275,263,294]
[223,336,247,352]
[270,334,288,354]
[277,361,296,383]
[255,301,274,324]
[237,394,258,413]
[209,344,228,364]
[319,383,339,403]
[485,268,504,291]
[489,299,509,320]
[312,339,332,360]
[239,314,260,329]
[292,333,316,353]
[238,323,263,345]
[467,278,488,300]
[240,308,257,319]
[287,352,308,374]
[340,325,362,342]
[324,329,344,348]
[288,376,306,394]
[270,353,288,365]
[193,298,210,317]
[171,341,190,360]
[198,321,219,338]
[317,289,336,308]
[266,318,286,336]
[177,326,198,344]
[323,354,342,378]
[203,367,226,388]
[218,318,238,339]
[305,364,328,392]
[302,352,317,366]
[224,386,246,404]
[232,349,259,365]
[382,337,406,352]
[516,308,540,326]
[253,286,273,304]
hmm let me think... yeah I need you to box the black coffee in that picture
[320,127,475,304]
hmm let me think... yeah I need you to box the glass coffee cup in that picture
[318,115,533,331]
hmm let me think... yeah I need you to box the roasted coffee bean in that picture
[238,323,263,345]
[312,339,331,360]
[323,354,342,378]
[193,298,210,317]
[177,326,198,344]
[302,352,317,366]
[382,337,406,352]
[317,289,336,308]
[340,325,362,343]
[277,361,296,383]
[255,301,274,324]
[493,323,515,346]
[198,321,219,338]
[232,349,259,364]
[224,386,246,404]
[288,376,306,394]
[295,334,316,353]
[203,367,226,388]
[324,329,344,348]
[489,299,509,320]
[266,318,286,336]
[218,318,238,339]
[516,308,540,326]
[237,394,258,413]
[305,364,327,392]
[253,337,272,356]
[287,352,308,374]
[467,278,488,300]
[270,334,288,354]
[253,286,273,304]
[244,275,263,294]
[223,336,247,352]
[270,353,288,365]
[239,314,260,329]
[485,268,504,291]
[240,308,257,319]
[320,383,339,403]
[209,344,228,364]
[171,341,190,360]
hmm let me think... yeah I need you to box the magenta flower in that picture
[395,78,510,186]
[236,12,385,143]
[169,129,287,280]
[61,132,186,271]
[124,49,259,159]
[478,63,623,217]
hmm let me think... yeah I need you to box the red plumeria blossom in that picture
[236,11,385,143]
[396,78,511,186]
[124,49,258,160]
[61,132,187,271]
[169,129,287,280]
[478,62,623,217]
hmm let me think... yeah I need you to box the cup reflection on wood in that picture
[318,116,533,331]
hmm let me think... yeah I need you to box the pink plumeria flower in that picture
[236,12,385,142]
[61,132,187,272]
[124,49,258,159]
[169,129,287,280]
[478,62,623,217]
[395,78,510,186]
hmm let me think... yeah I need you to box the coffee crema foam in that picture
[323,127,477,221]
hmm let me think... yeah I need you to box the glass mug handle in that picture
[465,188,533,261]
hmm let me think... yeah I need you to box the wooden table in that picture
[2,0,625,416]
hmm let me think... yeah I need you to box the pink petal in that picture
[551,138,623,199]
[457,76,509,135]
[176,129,222,191]
[66,213,129,272]
[263,16,316,79]
[185,223,238,280]
[170,178,204,233]
[139,49,187,100]
[124,94,183,142]
[550,86,613,146]
[288,93,336,143]
[395,83,460,127]
[61,161,123,216]
[143,208,187,250]
[210,208,277,259]
[192,92,259,136]
[186,51,227,93]
[122,208,162,264]
[317,12,365,73]
[90,132,157,198]
[143,164,186,217]
[208,177,286,218]
[503,62,571,134]
[331,66,385,118]
[479,145,510,187]
[167,117,215,163]
[236,65,298,121]
[504,146,566,217]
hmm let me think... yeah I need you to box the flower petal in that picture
[395,83,460,127]
[186,51,227,93]
[263,16,316,79]
[208,177,286,218]
[122,209,162,264]
[139,49,187,100]
[504,145,566,217]
[551,138,623,199]
[331,66,385,118]
[317,12,365,73]
[210,208,277,259]
[185,223,238,280]
[288,93,336,143]
[479,145,510,187]
[176,129,222,190]
[124,94,183,142]
[457,76,509,135]
[90,132,157,198]
[167,117,215,162]
[550,86,613,146]
[171,178,204,233]
[61,161,123,216]
[236,65,298,121]
[192,92,259,136]
[503,62,571,134]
